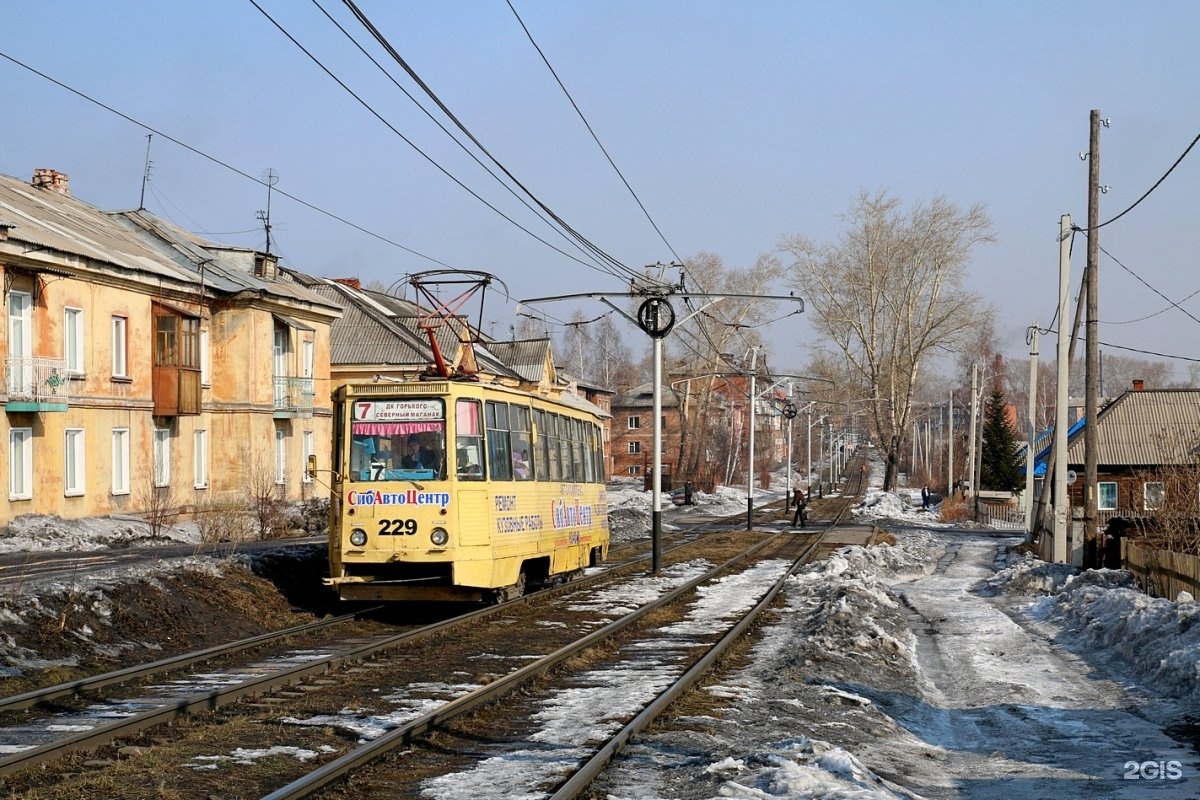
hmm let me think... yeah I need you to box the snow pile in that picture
[1031,571,1200,699]
[975,553,1081,597]
[0,514,200,553]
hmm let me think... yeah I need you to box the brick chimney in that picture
[31,168,70,195]
[333,277,361,290]
[1132,379,1144,391]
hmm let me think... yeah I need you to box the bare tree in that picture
[781,190,995,490]
[668,252,784,488]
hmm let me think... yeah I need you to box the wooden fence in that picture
[1121,538,1200,601]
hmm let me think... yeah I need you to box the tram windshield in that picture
[349,398,446,482]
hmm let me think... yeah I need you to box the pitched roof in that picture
[613,382,682,409]
[486,339,553,383]
[1066,389,1200,466]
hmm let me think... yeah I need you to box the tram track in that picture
[0,475,869,796]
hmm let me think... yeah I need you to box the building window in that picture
[200,329,211,386]
[302,431,314,484]
[65,428,85,496]
[628,441,641,454]
[112,428,130,495]
[153,428,171,487]
[112,316,128,377]
[302,339,314,379]
[627,465,640,475]
[64,307,84,375]
[1144,481,1164,511]
[275,429,287,485]
[194,430,208,489]
[1097,481,1117,511]
[627,416,640,429]
[181,317,200,368]
[9,428,32,501]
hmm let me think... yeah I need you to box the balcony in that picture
[5,357,70,412]
[274,375,315,418]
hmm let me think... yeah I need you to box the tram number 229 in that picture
[377,519,418,536]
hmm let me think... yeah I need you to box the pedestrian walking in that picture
[792,487,807,528]
[921,485,931,510]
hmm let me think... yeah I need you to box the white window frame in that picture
[302,430,314,484]
[112,428,130,495]
[200,328,211,386]
[153,428,171,487]
[627,416,640,429]
[275,429,287,485]
[1097,481,1117,511]
[627,465,640,475]
[65,428,85,496]
[302,339,314,379]
[194,429,208,489]
[627,441,641,454]
[111,316,128,378]
[1144,481,1165,511]
[9,427,32,501]
[64,307,84,375]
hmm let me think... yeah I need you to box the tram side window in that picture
[582,422,595,483]
[547,413,562,481]
[571,419,586,481]
[486,401,513,481]
[455,399,484,480]
[510,405,533,481]
[533,409,549,481]
[559,416,575,481]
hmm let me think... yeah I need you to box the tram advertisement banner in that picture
[353,399,443,422]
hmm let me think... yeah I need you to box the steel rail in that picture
[258,533,794,800]
[0,608,376,714]
[0,514,762,777]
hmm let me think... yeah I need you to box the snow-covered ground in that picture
[1,463,1198,796]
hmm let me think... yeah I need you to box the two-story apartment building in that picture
[0,169,341,525]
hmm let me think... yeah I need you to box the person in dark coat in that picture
[921,485,931,510]
[792,487,807,528]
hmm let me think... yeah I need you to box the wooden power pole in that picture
[1084,110,1102,567]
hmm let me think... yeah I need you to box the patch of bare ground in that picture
[0,547,333,697]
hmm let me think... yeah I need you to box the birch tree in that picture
[781,190,995,490]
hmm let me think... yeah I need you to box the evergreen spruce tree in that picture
[979,387,1023,492]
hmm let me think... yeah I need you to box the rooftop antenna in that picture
[256,168,278,253]
[138,134,153,211]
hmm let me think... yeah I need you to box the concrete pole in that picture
[1024,325,1039,543]
[746,347,758,530]
[1053,214,1072,562]
[651,336,663,573]
[948,392,954,496]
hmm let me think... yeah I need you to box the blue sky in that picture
[2,1,1198,379]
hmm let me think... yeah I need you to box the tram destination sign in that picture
[354,399,442,422]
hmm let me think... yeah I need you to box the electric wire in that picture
[1042,328,1200,364]
[248,1,633,281]
[1073,229,1200,327]
[0,49,459,269]
[1086,130,1200,231]
[309,0,620,279]
[506,0,683,265]
[336,0,641,284]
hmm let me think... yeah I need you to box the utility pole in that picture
[967,364,979,513]
[1084,109,1103,568]
[1052,214,1072,563]
[745,346,759,530]
[1025,325,1039,543]
[947,392,954,496]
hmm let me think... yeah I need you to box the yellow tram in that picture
[325,379,610,602]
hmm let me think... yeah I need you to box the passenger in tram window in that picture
[513,449,531,480]
[401,436,438,471]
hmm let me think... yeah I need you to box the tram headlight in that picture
[349,528,368,547]
[430,527,449,547]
